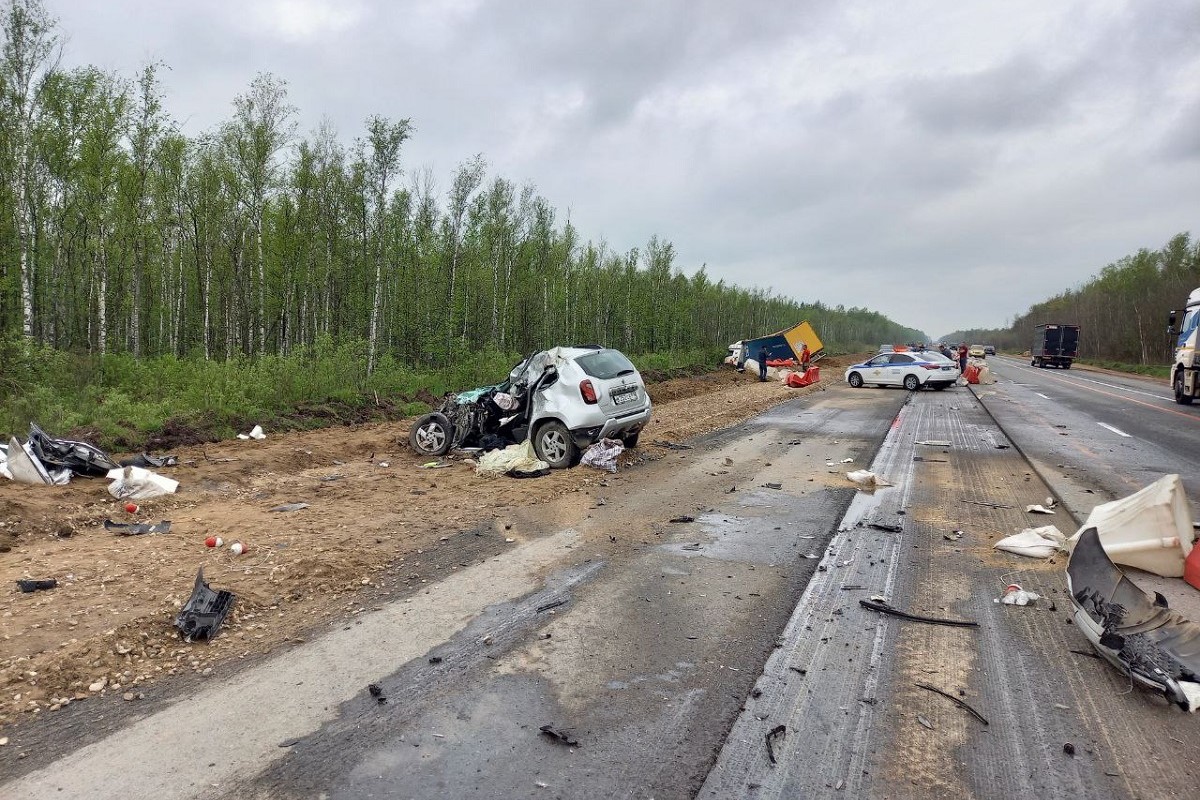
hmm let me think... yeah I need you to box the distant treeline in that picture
[0,0,922,378]
[942,232,1200,364]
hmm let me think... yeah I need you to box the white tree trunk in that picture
[17,207,34,338]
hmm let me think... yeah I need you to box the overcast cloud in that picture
[51,0,1200,338]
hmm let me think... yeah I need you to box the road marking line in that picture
[1097,422,1132,438]
[1036,393,1050,399]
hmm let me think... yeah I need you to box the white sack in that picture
[581,438,625,473]
[237,424,266,440]
[994,525,1067,559]
[1067,474,1195,577]
[847,470,891,488]
[107,465,179,500]
[475,440,549,478]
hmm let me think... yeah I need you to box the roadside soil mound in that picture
[0,359,855,728]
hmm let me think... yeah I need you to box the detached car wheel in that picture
[409,412,453,456]
[848,372,864,388]
[903,374,921,391]
[534,421,580,468]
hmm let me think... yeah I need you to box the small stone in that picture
[0,737,8,746]
[88,678,107,693]
[505,538,515,543]
[123,692,134,701]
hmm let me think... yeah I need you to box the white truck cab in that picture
[1168,288,1200,404]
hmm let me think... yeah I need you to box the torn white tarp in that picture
[994,525,1067,559]
[1026,504,1056,514]
[237,424,266,440]
[107,465,179,500]
[1066,474,1196,577]
[475,440,549,478]
[847,470,891,488]
[581,438,625,473]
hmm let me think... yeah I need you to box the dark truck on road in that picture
[1031,323,1080,368]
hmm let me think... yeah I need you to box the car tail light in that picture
[580,379,598,404]
[922,364,940,370]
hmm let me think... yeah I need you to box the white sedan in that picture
[845,351,959,391]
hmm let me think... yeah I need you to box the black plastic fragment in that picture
[765,724,787,765]
[867,522,902,533]
[173,568,235,641]
[859,599,979,628]
[17,578,57,593]
[536,598,567,613]
[368,683,387,705]
[669,515,695,523]
[120,453,179,468]
[104,519,172,536]
[539,724,579,747]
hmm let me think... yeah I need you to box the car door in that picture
[863,354,890,384]
[887,353,915,384]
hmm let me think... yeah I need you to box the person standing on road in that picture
[799,342,811,373]
[957,343,968,374]
[758,346,768,382]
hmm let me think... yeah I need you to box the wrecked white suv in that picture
[408,346,652,469]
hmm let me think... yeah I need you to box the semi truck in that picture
[735,321,824,367]
[1030,323,1079,369]
[1168,289,1200,404]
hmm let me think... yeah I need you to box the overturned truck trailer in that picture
[740,321,824,366]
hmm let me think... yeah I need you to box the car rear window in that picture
[575,350,636,379]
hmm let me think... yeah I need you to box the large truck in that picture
[1168,289,1200,404]
[737,321,824,367]
[1030,323,1079,369]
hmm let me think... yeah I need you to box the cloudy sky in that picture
[51,0,1200,338]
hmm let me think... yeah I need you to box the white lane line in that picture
[1036,393,1050,399]
[1097,422,1132,438]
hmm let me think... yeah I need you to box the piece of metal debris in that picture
[765,724,787,765]
[103,519,172,535]
[536,598,568,613]
[269,502,309,513]
[762,482,783,490]
[669,515,696,523]
[914,682,989,725]
[917,715,935,730]
[868,523,902,533]
[858,599,979,628]
[539,725,579,747]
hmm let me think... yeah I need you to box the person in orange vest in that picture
[799,343,811,373]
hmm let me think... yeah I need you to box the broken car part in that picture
[765,724,787,765]
[103,519,172,535]
[173,568,236,642]
[1067,527,1200,711]
[914,682,989,725]
[119,453,179,468]
[858,599,979,628]
[539,725,580,747]
[16,578,57,592]
[27,423,120,478]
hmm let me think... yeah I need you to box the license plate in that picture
[613,388,637,405]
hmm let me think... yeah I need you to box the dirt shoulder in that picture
[0,358,851,730]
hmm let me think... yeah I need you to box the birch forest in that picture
[0,0,924,387]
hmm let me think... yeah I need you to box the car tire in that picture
[848,372,864,388]
[409,412,453,456]
[903,374,920,391]
[1175,372,1194,405]
[622,432,640,448]
[1030,358,1036,367]
[534,420,580,468]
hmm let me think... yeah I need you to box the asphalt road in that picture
[973,356,1200,520]
[8,373,1200,799]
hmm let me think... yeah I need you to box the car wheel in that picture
[1030,358,1036,367]
[409,413,453,456]
[903,374,920,391]
[848,372,864,388]
[534,421,580,468]
[622,432,640,448]
[1063,362,1071,370]
[1175,372,1194,405]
